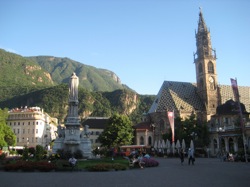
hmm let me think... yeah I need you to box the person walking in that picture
[188,148,195,165]
[179,148,185,165]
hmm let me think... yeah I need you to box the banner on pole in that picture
[167,111,175,142]
[230,78,240,102]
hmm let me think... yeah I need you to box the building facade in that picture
[134,9,250,156]
[209,100,250,156]
[7,106,58,148]
[82,117,109,149]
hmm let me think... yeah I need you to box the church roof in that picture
[148,81,205,113]
[134,121,151,130]
[148,81,250,114]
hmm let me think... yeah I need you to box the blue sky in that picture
[1,0,249,95]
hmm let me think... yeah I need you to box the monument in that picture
[52,72,92,158]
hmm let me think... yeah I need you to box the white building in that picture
[7,106,58,148]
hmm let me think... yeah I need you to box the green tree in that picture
[98,113,134,148]
[0,108,16,148]
[35,145,44,161]
[163,114,209,148]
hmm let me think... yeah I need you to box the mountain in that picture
[0,49,54,101]
[0,49,133,102]
[0,48,155,123]
[0,84,155,124]
[26,56,129,92]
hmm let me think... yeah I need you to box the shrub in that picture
[0,153,7,160]
[74,149,83,159]
[142,158,159,167]
[22,147,29,160]
[35,145,44,161]
[35,161,57,172]
[86,163,112,172]
[112,163,127,171]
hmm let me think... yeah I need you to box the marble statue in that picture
[69,72,79,101]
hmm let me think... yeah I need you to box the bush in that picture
[35,161,57,172]
[4,160,57,172]
[35,145,44,161]
[142,158,159,167]
[74,149,83,159]
[86,163,112,171]
[0,153,7,160]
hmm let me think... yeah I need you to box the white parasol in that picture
[190,140,194,149]
[166,139,171,155]
[154,140,158,150]
[181,139,186,150]
[158,139,162,152]
[172,141,176,154]
[175,139,181,153]
[161,139,166,153]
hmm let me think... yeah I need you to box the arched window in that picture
[148,136,152,146]
[140,136,144,145]
[198,63,203,73]
[208,61,214,73]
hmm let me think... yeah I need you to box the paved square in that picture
[1,158,250,187]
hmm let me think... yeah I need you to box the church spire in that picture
[198,7,208,33]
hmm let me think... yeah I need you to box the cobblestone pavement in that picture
[1,158,250,187]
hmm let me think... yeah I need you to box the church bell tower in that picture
[194,8,218,120]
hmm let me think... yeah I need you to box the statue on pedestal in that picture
[69,72,79,101]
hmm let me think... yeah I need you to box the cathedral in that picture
[135,9,250,157]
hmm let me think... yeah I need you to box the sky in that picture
[0,0,250,95]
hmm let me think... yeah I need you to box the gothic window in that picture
[148,136,152,146]
[198,63,203,73]
[140,136,144,145]
[208,61,214,73]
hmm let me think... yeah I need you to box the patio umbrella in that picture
[175,139,181,153]
[181,139,186,150]
[166,139,171,155]
[172,141,176,154]
[154,140,158,150]
[158,139,162,152]
[161,139,166,154]
[190,140,194,149]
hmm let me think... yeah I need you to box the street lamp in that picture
[150,124,155,145]
[218,127,225,161]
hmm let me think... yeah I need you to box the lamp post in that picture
[151,123,155,147]
[218,127,224,161]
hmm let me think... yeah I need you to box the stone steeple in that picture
[194,8,218,121]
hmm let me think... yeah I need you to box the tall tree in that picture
[0,108,16,148]
[98,113,134,148]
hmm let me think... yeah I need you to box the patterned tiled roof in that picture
[148,81,204,113]
[219,85,250,112]
[148,81,250,114]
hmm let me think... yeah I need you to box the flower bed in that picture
[4,160,56,172]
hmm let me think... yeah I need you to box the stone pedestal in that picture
[52,72,92,158]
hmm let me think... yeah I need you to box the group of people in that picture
[179,148,195,165]
[129,150,151,169]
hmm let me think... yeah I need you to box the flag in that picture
[230,78,240,102]
[167,111,175,142]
